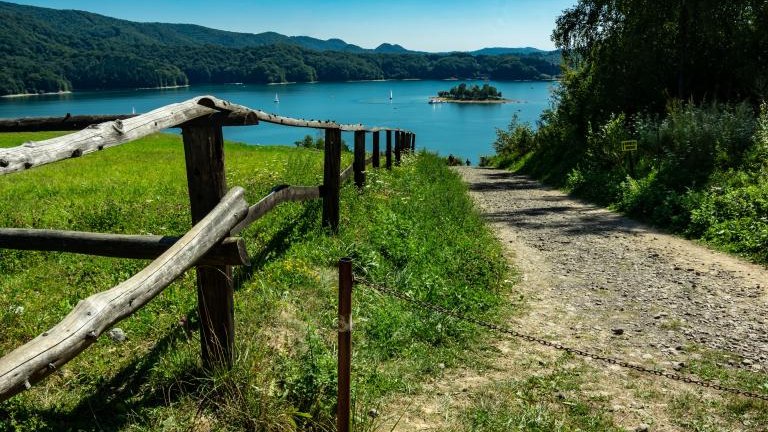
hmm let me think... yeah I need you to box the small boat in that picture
[428,97,444,104]
[274,93,279,103]
[389,90,393,100]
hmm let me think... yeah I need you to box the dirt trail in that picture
[380,167,768,431]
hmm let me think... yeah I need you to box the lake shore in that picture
[429,97,516,104]
[135,84,190,90]
[2,90,72,98]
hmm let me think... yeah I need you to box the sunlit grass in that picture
[0,132,511,431]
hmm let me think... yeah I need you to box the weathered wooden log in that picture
[199,98,363,131]
[340,163,354,183]
[372,131,380,168]
[230,185,321,235]
[0,115,136,132]
[386,130,393,170]
[322,128,342,232]
[182,122,235,370]
[0,96,414,175]
[0,187,248,401]
[0,96,223,176]
[0,229,247,266]
[353,130,366,188]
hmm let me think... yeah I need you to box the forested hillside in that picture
[0,1,560,95]
[488,0,768,264]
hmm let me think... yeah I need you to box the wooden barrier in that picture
[231,185,321,235]
[372,131,380,168]
[353,130,366,188]
[0,229,248,266]
[182,121,235,369]
[323,128,342,232]
[0,187,248,400]
[0,95,416,400]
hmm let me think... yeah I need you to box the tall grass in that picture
[0,133,510,431]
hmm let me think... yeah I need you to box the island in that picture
[430,83,510,104]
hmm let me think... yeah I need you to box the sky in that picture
[8,0,577,52]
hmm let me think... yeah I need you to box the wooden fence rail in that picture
[0,187,249,400]
[0,229,248,266]
[0,95,416,401]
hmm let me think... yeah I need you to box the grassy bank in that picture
[0,132,510,430]
[486,102,768,265]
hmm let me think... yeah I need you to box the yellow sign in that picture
[621,140,638,151]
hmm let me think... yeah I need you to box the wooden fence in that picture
[0,95,416,401]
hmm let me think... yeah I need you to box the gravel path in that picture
[383,167,768,431]
[456,167,768,369]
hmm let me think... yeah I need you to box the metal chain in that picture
[356,277,768,402]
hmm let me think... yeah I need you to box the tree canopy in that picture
[438,83,503,100]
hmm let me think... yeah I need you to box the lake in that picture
[0,80,555,164]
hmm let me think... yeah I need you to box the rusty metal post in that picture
[385,130,392,170]
[337,258,353,432]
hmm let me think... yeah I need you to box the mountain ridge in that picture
[0,1,554,55]
[0,1,561,95]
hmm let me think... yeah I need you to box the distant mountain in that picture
[471,47,546,56]
[0,1,560,95]
[374,43,412,54]
[0,1,372,52]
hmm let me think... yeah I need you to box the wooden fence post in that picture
[395,131,402,165]
[181,122,234,370]
[385,130,392,170]
[411,133,416,152]
[372,131,380,168]
[353,130,366,188]
[323,128,342,232]
[405,133,411,154]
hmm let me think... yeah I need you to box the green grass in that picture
[454,354,621,432]
[0,132,511,431]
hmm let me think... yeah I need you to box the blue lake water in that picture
[0,80,555,164]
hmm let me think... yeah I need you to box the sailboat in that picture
[389,90,393,101]
[274,93,279,103]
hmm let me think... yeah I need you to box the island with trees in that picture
[430,83,510,104]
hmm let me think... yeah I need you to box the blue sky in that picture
[10,0,576,51]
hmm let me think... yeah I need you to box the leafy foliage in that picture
[485,1,768,264]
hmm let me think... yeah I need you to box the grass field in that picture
[0,132,512,431]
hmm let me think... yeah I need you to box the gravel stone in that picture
[455,167,768,371]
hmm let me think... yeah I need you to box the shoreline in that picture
[2,90,72,99]
[135,84,189,90]
[429,97,517,104]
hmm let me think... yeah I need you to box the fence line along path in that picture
[0,95,417,401]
